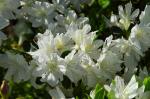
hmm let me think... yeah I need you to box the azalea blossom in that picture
[0,0,20,20]
[109,37,143,81]
[64,50,85,83]
[0,52,30,83]
[139,5,150,27]
[33,53,66,87]
[129,5,150,52]
[110,2,139,30]
[68,24,91,49]
[54,10,89,34]
[81,53,105,87]
[129,25,150,52]
[29,29,56,63]
[96,50,122,81]
[104,75,145,99]
[24,1,56,27]
[54,33,73,53]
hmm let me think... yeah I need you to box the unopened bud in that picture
[0,80,9,97]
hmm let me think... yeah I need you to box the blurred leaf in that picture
[84,93,92,99]
[107,90,116,99]
[143,77,150,91]
[98,0,110,8]
[73,80,91,98]
[75,96,79,99]
[88,0,96,6]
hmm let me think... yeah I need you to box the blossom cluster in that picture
[0,0,150,98]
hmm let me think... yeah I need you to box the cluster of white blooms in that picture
[0,0,150,98]
[107,2,150,82]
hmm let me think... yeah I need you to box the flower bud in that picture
[0,80,9,98]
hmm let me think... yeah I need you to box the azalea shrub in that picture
[0,0,150,99]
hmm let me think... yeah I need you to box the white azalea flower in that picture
[129,25,150,52]
[81,53,105,87]
[129,5,150,52]
[112,38,142,67]
[29,29,56,63]
[25,1,56,27]
[110,14,119,27]
[0,52,30,83]
[0,0,20,19]
[33,53,66,87]
[139,5,150,26]
[118,2,139,30]
[54,33,73,53]
[111,2,139,30]
[67,23,101,59]
[108,37,142,81]
[64,50,85,83]
[97,50,122,80]
[95,35,122,80]
[68,24,91,49]
[109,38,126,58]
[123,40,143,81]
[52,0,68,13]
[28,30,67,87]
[104,75,144,99]
[80,32,103,60]
[102,35,113,52]
[55,10,89,32]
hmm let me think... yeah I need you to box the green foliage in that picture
[93,84,105,99]
[98,0,110,8]
[107,91,116,99]
[8,81,50,99]
[73,80,91,99]
[143,77,150,91]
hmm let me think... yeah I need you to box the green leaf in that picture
[84,93,92,99]
[75,96,79,99]
[107,90,116,99]
[91,84,105,99]
[95,89,105,99]
[143,77,150,91]
[88,0,95,6]
[98,0,110,8]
